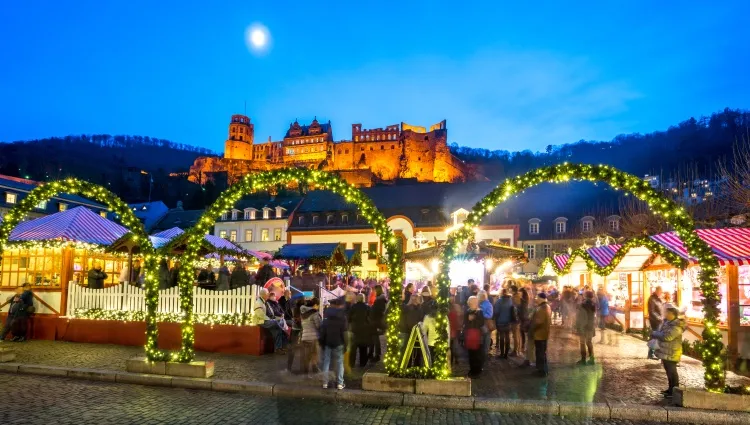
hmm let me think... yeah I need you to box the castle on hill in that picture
[188,114,476,187]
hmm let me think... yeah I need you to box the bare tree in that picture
[717,131,750,222]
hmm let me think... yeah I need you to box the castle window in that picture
[381,145,384,150]
[391,145,395,149]
[337,150,341,154]
[355,136,359,141]
[361,147,364,152]
[345,149,349,154]
[370,146,373,151]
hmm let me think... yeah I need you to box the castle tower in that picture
[224,114,254,160]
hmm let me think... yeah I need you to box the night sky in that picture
[1,1,748,152]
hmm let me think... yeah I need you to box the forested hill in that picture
[0,134,218,207]
[452,108,750,181]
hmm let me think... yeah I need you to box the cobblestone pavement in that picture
[4,326,749,406]
[1,373,695,425]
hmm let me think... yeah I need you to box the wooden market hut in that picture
[0,206,129,319]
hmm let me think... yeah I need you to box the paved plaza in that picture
[2,373,700,425]
[3,326,749,407]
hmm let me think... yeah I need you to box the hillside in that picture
[452,108,750,181]
[0,135,219,207]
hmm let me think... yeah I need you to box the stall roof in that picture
[587,244,622,268]
[404,241,525,262]
[651,228,750,266]
[9,206,127,246]
[277,243,341,260]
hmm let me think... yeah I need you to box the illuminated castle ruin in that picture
[189,114,473,187]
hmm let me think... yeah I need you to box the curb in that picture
[1,362,749,423]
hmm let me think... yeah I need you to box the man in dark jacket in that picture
[493,289,517,358]
[169,261,181,288]
[87,261,107,289]
[255,259,276,286]
[319,298,348,390]
[230,263,250,289]
[347,293,372,368]
[647,286,664,360]
[1,283,34,342]
[369,285,387,362]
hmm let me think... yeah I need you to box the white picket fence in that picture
[66,282,258,318]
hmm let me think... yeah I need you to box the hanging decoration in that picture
[0,178,163,361]
[437,163,724,391]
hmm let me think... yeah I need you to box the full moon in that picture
[245,24,270,53]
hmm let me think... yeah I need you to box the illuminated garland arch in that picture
[173,169,406,366]
[437,164,724,391]
[538,236,688,276]
[0,179,162,360]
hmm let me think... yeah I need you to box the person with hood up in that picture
[319,298,348,390]
[300,298,321,375]
[575,290,598,365]
[651,303,685,397]
[493,289,516,359]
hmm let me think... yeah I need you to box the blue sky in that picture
[1,1,748,153]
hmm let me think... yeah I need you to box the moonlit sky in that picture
[1,1,748,153]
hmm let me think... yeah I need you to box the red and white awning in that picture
[553,254,570,270]
[586,244,622,268]
[650,228,750,266]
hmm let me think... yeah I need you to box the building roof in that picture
[284,119,332,139]
[226,195,302,215]
[9,206,127,245]
[151,227,245,255]
[151,209,205,232]
[0,174,106,210]
[277,243,341,260]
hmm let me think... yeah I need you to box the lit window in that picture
[555,222,566,234]
[36,200,47,210]
[529,222,539,234]
[368,242,378,259]
[261,229,269,241]
[245,230,253,242]
[543,244,552,258]
[219,230,228,239]
[263,209,270,219]
[100,211,107,218]
[58,203,68,212]
[525,244,536,259]
[274,228,282,241]
[582,221,592,232]
[5,193,17,204]
[229,230,237,242]
[244,210,251,220]
[609,219,620,232]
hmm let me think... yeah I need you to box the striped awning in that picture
[152,227,185,240]
[150,227,244,255]
[586,244,622,268]
[9,206,128,246]
[650,228,750,266]
[553,254,570,270]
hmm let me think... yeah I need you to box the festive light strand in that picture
[438,163,724,391]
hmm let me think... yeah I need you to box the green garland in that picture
[176,169,404,366]
[0,178,163,362]
[73,308,255,326]
[2,239,109,253]
[538,236,688,276]
[438,163,724,391]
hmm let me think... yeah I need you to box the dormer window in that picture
[608,216,620,232]
[275,206,284,218]
[262,208,270,219]
[528,218,541,235]
[556,221,566,234]
[451,208,470,227]
[326,214,335,225]
[231,210,238,221]
[221,212,228,221]
[298,216,305,226]
[342,214,349,224]
[582,220,592,232]
[312,215,319,225]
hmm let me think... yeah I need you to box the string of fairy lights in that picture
[436,163,724,391]
[0,168,726,391]
[538,236,688,276]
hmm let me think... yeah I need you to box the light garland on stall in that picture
[73,308,255,327]
[438,163,724,391]
[2,239,110,253]
[175,168,404,366]
[0,178,164,362]
[538,236,688,277]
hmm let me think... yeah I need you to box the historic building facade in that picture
[189,114,474,187]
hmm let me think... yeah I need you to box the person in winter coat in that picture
[286,298,305,373]
[87,261,108,289]
[575,291,598,365]
[510,286,522,356]
[255,258,276,286]
[300,298,321,375]
[493,289,516,359]
[647,286,664,359]
[197,267,215,288]
[229,263,250,289]
[157,259,170,290]
[422,304,440,362]
[596,286,611,344]
[478,291,494,358]
[253,288,286,354]
[168,261,180,288]
[400,294,424,341]
[651,304,685,397]
[464,296,485,377]
[319,298,348,390]
[347,293,372,368]
[531,292,552,376]
[369,285,387,362]
[403,283,414,305]
[0,283,34,342]
[216,265,230,291]
[518,288,530,353]
[448,302,462,365]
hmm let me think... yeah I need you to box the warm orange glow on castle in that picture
[189,114,475,187]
